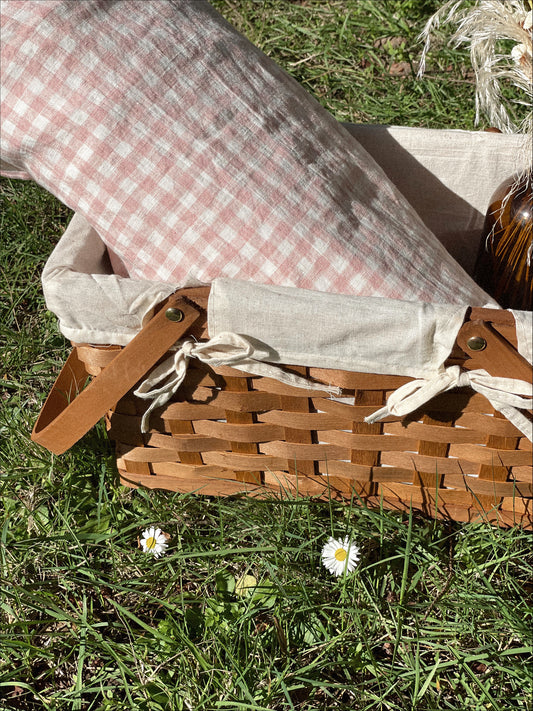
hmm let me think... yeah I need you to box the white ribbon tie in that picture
[134,332,341,432]
[365,365,533,441]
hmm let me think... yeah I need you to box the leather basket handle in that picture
[457,308,532,382]
[31,293,201,455]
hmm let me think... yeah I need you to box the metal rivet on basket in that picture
[165,307,184,322]
[466,336,487,352]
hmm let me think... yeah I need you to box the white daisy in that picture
[321,536,360,577]
[139,527,169,558]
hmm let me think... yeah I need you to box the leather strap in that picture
[457,309,532,381]
[31,293,201,455]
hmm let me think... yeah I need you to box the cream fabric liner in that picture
[132,281,530,438]
[208,278,467,379]
[42,212,175,346]
[345,125,530,275]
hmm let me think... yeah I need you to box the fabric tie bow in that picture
[134,332,341,432]
[365,365,533,441]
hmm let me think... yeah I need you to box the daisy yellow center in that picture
[145,536,157,550]
[334,548,347,562]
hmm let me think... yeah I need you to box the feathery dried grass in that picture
[419,0,532,139]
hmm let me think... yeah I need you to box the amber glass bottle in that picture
[474,171,533,310]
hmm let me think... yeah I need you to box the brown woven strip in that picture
[118,444,179,463]
[251,377,333,398]
[119,470,263,496]
[223,375,262,485]
[278,366,317,476]
[386,420,483,444]
[443,475,532,497]
[193,419,284,442]
[381,482,476,508]
[260,441,350,460]
[451,411,523,437]
[473,412,521,509]
[146,432,231,453]
[168,418,205,466]
[448,444,531,467]
[258,410,352,429]
[317,430,419,451]
[307,369,411,390]
[381,451,479,476]
[413,412,452,488]
[161,403,227,421]
[205,390,281,412]
[512,466,533,482]
[349,389,383,497]
[202,451,286,471]
[150,462,240,479]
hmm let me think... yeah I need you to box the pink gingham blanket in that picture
[0,0,492,304]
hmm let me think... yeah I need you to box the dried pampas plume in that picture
[418,0,532,142]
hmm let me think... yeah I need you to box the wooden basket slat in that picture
[310,397,406,422]
[192,419,284,442]
[201,451,287,470]
[315,430,420,451]
[307,368,411,390]
[442,474,532,497]
[151,462,247,480]
[258,410,354,429]
[447,443,531,466]
[244,376,335,397]
[159,403,228,420]
[511,466,533,482]
[383,421,485,444]
[278,387,317,476]
[259,441,352,460]
[118,470,267,497]
[502,497,531,514]
[186,390,281,413]
[451,412,524,436]
[379,450,479,475]
[118,445,179,463]
[145,432,231,453]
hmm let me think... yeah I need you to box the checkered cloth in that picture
[0,0,493,305]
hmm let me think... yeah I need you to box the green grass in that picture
[1,1,532,709]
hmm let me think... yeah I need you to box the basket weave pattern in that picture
[77,334,532,528]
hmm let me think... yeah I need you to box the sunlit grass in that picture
[1,1,532,709]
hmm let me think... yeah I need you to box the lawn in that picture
[1,1,532,710]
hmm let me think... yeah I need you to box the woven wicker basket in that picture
[32,286,533,528]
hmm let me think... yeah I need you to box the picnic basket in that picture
[30,126,533,529]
